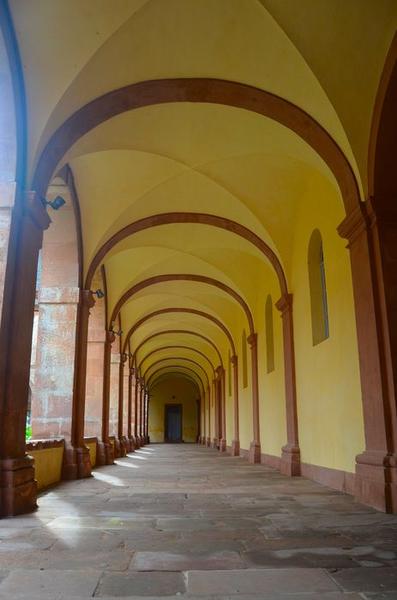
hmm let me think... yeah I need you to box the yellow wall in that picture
[256,278,286,460]
[149,377,199,443]
[85,440,97,467]
[290,174,364,473]
[29,446,64,491]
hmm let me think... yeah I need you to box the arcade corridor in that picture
[0,445,396,598]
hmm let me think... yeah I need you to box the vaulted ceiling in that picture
[11,0,397,391]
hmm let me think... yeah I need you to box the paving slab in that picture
[96,572,186,597]
[328,567,397,592]
[186,568,340,594]
[130,550,246,570]
[0,568,101,596]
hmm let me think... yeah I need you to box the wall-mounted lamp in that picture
[92,289,105,299]
[43,195,66,210]
[110,326,123,336]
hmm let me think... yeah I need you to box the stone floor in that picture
[1,445,397,599]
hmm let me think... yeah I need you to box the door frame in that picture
[164,403,183,443]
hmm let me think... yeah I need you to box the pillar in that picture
[230,354,240,456]
[276,294,301,476]
[127,368,136,450]
[218,366,227,452]
[134,374,140,448]
[339,201,397,512]
[117,354,127,456]
[206,385,211,447]
[97,330,115,465]
[247,333,261,463]
[0,192,50,516]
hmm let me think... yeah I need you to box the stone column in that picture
[339,201,397,512]
[97,330,115,465]
[212,378,218,448]
[218,366,227,452]
[134,375,140,448]
[206,385,211,447]
[139,381,145,445]
[0,192,50,516]
[117,354,127,456]
[110,349,121,456]
[66,289,94,479]
[127,368,135,450]
[85,276,106,444]
[276,294,301,476]
[230,354,240,456]
[247,333,261,463]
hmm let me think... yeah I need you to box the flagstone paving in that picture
[0,444,397,599]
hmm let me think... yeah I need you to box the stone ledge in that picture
[26,438,64,451]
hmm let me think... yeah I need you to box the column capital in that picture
[230,354,238,367]
[121,352,128,364]
[275,293,293,315]
[247,332,257,349]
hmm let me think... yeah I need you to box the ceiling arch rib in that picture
[148,369,203,394]
[143,357,210,387]
[123,308,235,359]
[111,273,255,336]
[147,366,205,395]
[132,329,228,369]
[32,79,360,213]
[138,345,216,375]
[88,212,287,296]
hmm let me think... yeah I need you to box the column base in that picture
[62,443,91,480]
[97,441,114,466]
[120,436,130,454]
[219,438,227,452]
[280,444,301,476]
[231,439,240,456]
[249,441,261,464]
[0,455,37,517]
[211,437,219,449]
[206,436,211,447]
[128,436,136,452]
[96,441,106,466]
[355,451,397,513]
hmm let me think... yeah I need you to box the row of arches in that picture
[0,5,396,517]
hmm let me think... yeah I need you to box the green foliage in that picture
[25,424,32,441]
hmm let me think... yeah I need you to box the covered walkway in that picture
[0,445,397,598]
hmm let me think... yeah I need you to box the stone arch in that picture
[138,345,216,376]
[32,78,360,213]
[124,307,236,360]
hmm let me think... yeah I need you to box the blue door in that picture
[165,404,182,442]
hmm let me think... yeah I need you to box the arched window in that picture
[242,330,248,388]
[228,350,232,396]
[308,229,329,345]
[265,295,275,373]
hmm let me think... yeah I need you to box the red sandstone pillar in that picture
[128,368,135,450]
[276,294,301,476]
[231,355,240,456]
[339,201,397,512]
[139,381,145,445]
[134,374,140,447]
[117,354,127,456]
[97,330,115,465]
[247,333,261,463]
[212,378,218,448]
[206,385,211,446]
[218,366,227,452]
[65,289,94,479]
[0,192,50,516]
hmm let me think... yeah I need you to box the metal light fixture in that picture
[92,289,105,299]
[43,195,66,210]
[110,325,123,336]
